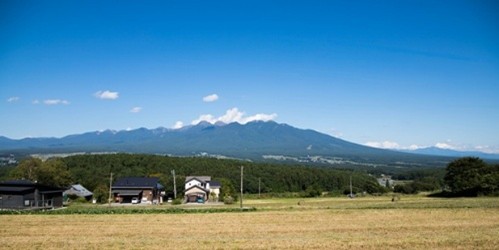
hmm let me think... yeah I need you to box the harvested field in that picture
[1,197,498,249]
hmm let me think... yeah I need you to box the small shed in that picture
[64,184,93,200]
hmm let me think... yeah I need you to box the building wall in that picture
[0,194,24,209]
[142,189,153,202]
[185,179,202,189]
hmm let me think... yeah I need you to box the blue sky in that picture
[1,1,498,153]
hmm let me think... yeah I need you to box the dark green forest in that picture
[5,153,386,198]
[3,154,497,198]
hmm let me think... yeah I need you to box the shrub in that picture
[223,196,234,205]
[72,197,88,203]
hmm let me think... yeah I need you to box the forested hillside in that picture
[60,154,384,197]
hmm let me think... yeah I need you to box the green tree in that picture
[93,184,109,203]
[10,157,72,188]
[37,158,73,188]
[219,178,237,201]
[10,157,43,181]
[444,157,492,196]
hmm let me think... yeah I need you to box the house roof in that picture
[185,176,211,183]
[0,186,34,193]
[1,180,36,185]
[65,184,93,197]
[0,180,63,193]
[112,177,163,189]
[210,181,221,188]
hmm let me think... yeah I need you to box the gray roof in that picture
[210,181,221,188]
[185,176,211,183]
[112,177,163,189]
[64,184,93,197]
[0,179,63,193]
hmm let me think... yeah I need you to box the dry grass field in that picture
[1,196,498,249]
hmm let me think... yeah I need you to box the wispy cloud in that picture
[365,141,401,149]
[365,139,499,154]
[202,94,219,102]
[434,142,456,150]
[191,107,277,125]
[43,99,70,105]
[172,121,184,129]
[7,96,20,103]
[94,90,119,100]
[473,145,499,154]
[130,107,142,113]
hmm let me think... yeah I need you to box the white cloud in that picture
[130,107,142,113]
[191,114,217,125]
[191,107,277,125]
[172,121,184,129]
[43,99,70,105]
[365,141,401,149]
[408,144,424,150]
[242,112,278,123]
[7,96,20,103]
[434,142,456,150]
[473,145,499,154]
[364,140,499,154]
[202,94,219,102]
[32,99,40,104]
[94,90,119,100]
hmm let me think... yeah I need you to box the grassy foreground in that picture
[1,196,498,249]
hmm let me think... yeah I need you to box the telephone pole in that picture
[258,177,261,198]
[349,175,353,198]
[108,172,113,206]
[240,166,244,209]
[171,170,177,199]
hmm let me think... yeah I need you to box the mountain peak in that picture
[0,121,458,166]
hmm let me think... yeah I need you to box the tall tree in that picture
[10,157,43,181]
[444,157,490,196]
[37,158,73,188]
[10,157,72,188]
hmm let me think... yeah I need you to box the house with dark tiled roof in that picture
[112,177,164,204]
[0,180,63,210]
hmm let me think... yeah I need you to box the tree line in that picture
[392,157,499,196]
[4,153,387,201]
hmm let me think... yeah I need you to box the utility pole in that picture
[240,166,243,209]
[258,177,261,198]
[349,175,353,198]
[108,172,113,206]
[171,169,177,199]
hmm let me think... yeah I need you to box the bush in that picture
[223,196,234,205]
[172,198,182,205]
[72,197,88,203]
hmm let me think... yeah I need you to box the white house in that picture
[184,176,221,203]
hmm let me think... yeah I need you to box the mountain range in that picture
[400,147,499,160]
[1,121,495,167]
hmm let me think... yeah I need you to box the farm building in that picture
[184,176,221,203]
[112,177,164,204]
[0,180,64,210]
[64,184,93,200]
